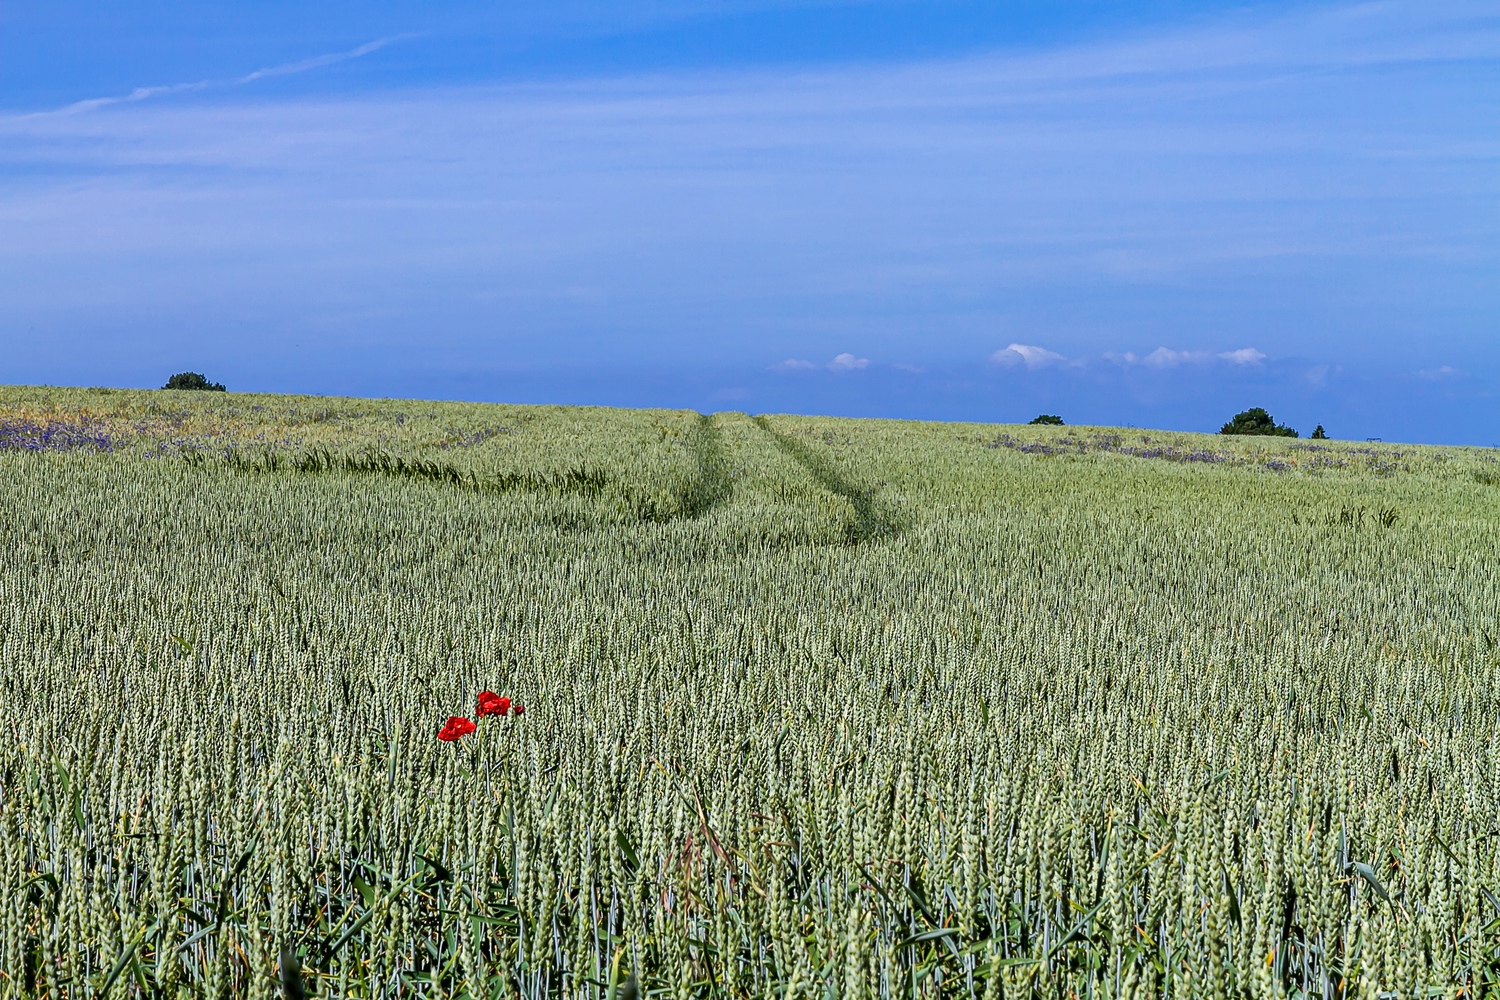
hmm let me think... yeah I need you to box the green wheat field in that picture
[4,384,1500,999]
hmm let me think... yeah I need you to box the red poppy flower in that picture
[437,716,477,741]
[477,691,511,717]
[512,704,525,716]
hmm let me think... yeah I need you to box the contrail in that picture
[22,35,411,119]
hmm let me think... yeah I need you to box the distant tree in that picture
[1028,414,1064,426]
[1310,424,1328,440]
[1219,407,1297,437]
[163,372,226,391]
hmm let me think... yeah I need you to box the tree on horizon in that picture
[163,372,226,391]
[1219,407,1297,437]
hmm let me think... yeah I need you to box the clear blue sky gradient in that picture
[2,0,1497,442]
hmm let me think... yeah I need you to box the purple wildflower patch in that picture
[981,433,1238,466]
[0,417,115,453]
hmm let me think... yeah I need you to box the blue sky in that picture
[2,0,1497,443]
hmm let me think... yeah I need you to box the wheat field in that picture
[3,385,1500,999]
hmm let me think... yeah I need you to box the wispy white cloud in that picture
[1219,348,1267,365]
[991,343,1066,369]
[1416,364,1460,379]
[1104,346,1267,367]
[22,37,408,120]
[770,353,871,373]
[1144,347,1211,367]
[827,352,869,371]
